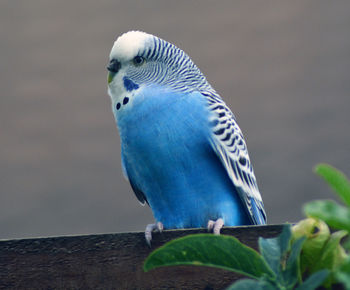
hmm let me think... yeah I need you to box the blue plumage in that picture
[116,86,251,228]
[107,31,266,239]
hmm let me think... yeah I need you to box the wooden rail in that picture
[0,225,283,289]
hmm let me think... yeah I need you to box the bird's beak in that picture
[108,71,116,84]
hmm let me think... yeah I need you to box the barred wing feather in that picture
[204,92,267,225]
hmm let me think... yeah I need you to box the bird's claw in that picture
[207,218,224,235]
[145,221,164,246]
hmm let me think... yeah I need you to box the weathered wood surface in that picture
[0,225,283,290]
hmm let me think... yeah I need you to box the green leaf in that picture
[259,224,304,288]
[318,230,349,287]
[281,237,306,288]
[344,239,350,251]
[335,256,350,289]
[314,163,350,207]
[295,270,329,290]
[143,234,275,280]
[319,230,348,271]
[259,224,292,275]
[304,200,350,232]
[337,274,350,290]
[226,278,277,290]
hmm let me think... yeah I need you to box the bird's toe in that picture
[145,222,164,246]
[207,218,224,235]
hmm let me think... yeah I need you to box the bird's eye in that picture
[133,56,145,66]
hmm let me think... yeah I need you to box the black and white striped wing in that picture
[204,93,266,225]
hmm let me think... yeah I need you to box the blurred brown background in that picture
[1,1,349,239]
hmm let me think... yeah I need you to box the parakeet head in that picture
[107,31,214,106]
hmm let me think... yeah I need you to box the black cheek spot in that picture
[123,97,129,105]
[116,103,121,110]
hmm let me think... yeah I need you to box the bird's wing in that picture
[121,151,149,206]
[203,92,266,224]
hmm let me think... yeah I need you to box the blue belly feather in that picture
[115,86,251,229]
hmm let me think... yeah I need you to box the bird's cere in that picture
[110,31,151,62]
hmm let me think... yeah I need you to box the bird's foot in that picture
[207,218,224,235]
[145,221,164,247]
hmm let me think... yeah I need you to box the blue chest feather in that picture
[115,86,250,228]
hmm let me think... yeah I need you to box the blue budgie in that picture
[107,31,266,244]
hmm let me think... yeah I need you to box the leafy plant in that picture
[292,218,347,287]
[304,163,350,248]
[302,163,350,288]
[144,225,329,289]
[143,163,350,289]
